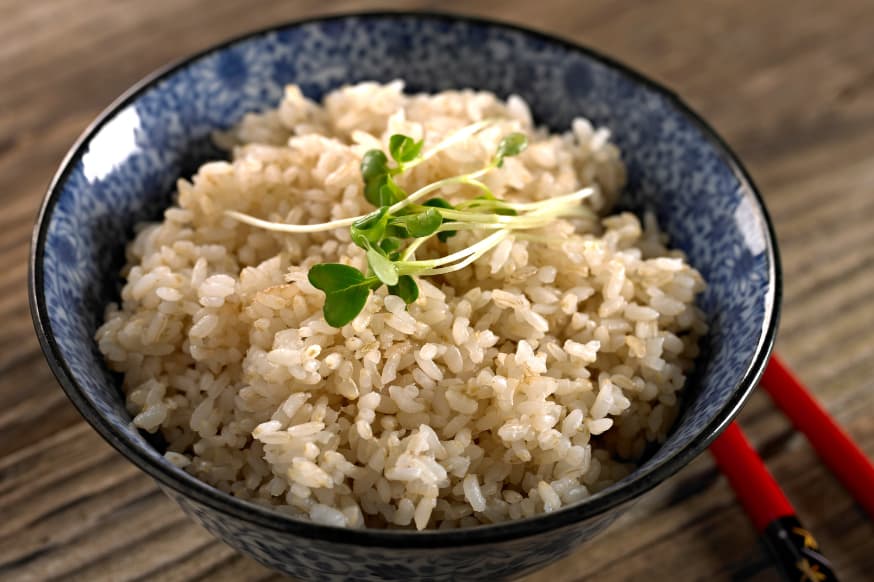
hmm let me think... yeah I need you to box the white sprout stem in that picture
[404,119,496,170]
[453,177,494,198]
[506,187,595,211]
[414,230,511,276]
[399,236,430,261]
[526,202,596,219]
[436,218,551,232]
[436,209,517,224]
[437,205,592,227]
[436,221,505,232]
[525,208,597,224]
[400,229,509,270]
[400,211,574,262]
[223,210,361,233]
[223,122,499,234]
[407,224,591,277]
[399,216,519,262]
[387,167,495,214]
[223,166,497,235]
[455,187,595,213]
[397,193,594,261]
[226,182,593,236]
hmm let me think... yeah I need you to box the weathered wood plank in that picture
[2,0,872,580]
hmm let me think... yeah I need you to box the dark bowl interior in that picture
[30,12,779,548]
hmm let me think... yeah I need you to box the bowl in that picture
[30,12,780,581]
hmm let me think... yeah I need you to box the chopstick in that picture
[710,422,838,581]
[710,355,874,580]
[759,355,874,519]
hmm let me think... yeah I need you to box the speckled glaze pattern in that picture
[164,486,621,581]
[30,13,779,581]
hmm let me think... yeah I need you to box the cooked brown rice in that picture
[96,81,706,530]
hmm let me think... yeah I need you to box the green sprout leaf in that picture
[364,176,387,207]
[350,207,390,249]
[307,264,372,327]
[361,150,390,206]
[392,207,443,238]
[388,134,424,165]
[388,275,419,304]
[378,181,405,206]
[361,149,389,181]
[385,223,410,239]
[322,288,370,327]
[366,247,399,286]
[380,237,403,254]
[494,132,528,167]
[361,147,408,206]
[352,206,390,232]
[350,229,370,250]
[308,263,365,291]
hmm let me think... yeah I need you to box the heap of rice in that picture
[96,82,706,530]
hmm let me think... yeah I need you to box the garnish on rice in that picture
[226,122,598,326]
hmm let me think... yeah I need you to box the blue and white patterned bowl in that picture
[30,12,780,581]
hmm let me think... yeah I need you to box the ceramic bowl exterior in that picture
[31,13,780,581]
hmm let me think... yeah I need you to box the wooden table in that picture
[2,1,873,580]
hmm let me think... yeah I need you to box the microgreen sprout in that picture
[226,121,597,327]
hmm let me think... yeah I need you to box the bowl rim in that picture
[29,10,781,548]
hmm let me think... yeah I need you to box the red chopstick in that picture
[711,422,837,581]
[760,355,874,519]
[710,422,793,531]
[709,355,874,580]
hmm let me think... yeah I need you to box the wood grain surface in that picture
[2,1,873,580]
